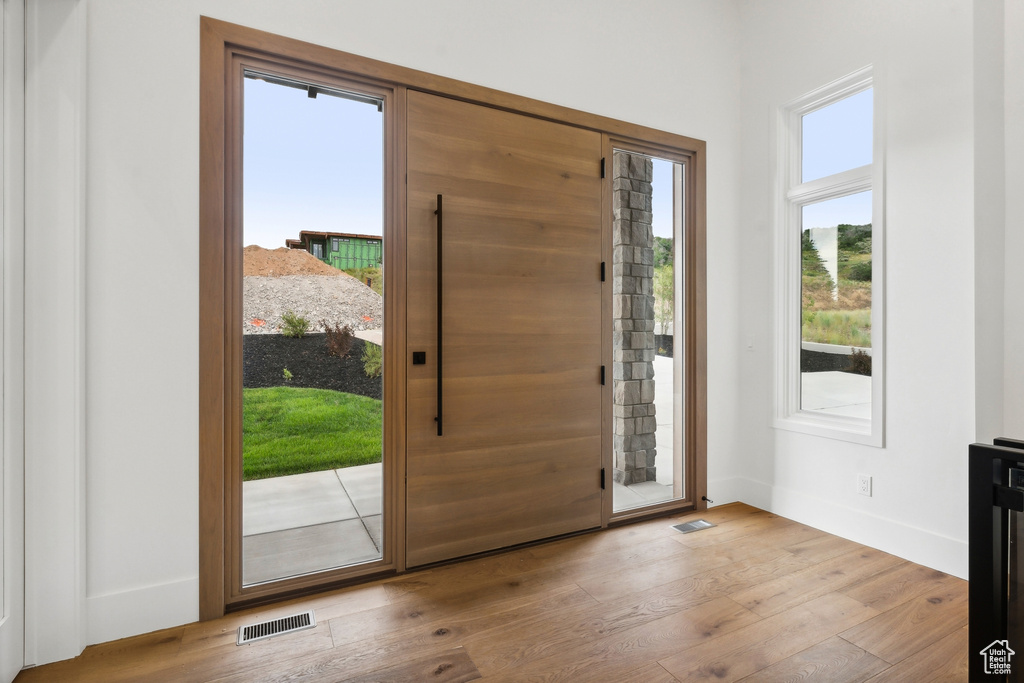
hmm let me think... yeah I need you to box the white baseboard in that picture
[86,577,198,646]
[707,476,968,579]
[705,477,747,508]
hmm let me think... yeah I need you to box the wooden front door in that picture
[406,91,604,567]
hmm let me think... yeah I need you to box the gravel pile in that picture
[243,275,382,334]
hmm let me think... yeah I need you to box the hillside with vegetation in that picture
[653,237,673,335]
[802,223,872,348]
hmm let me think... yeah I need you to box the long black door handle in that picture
[435,194,443,436]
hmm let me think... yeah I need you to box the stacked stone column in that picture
[612,153,657,485]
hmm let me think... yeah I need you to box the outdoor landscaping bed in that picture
[801,348,871,376]
[243,332,382,400]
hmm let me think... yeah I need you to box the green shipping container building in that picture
[285,231,383,270]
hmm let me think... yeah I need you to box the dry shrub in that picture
[847,348,872,376]
[321,320,354,358]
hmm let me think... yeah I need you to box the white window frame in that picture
[774,66,885,447]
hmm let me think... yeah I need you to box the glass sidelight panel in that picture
[240,73,384,585]
[612,152,685,513]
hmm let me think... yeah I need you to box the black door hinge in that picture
[601,157,606,179]
[600,365,606,385]
[600,261,606,282]
[600,468,606,489]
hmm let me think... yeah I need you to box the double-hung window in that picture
[775,66,884,445]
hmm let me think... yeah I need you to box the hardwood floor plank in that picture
[735,523,831,560]
[319,585,596,678]
[175,621,336,682]
[464,549,813,676]
[735,635,888,682]
[477,596,760,681]
[862,626,969,683]
[15,626,184,683]
[658,593,878,683]
[673,503,765,525]
[575,543,791,604]
[332,582,596,650]
[839,561,954,612]
[459,583,704,675]
[375,533,703,632]
[778,530,863,565]
[227,645,481,683]
[210,587,592,682]
[346,647,480,683]
[602,549,810,614]
[179,584,390,654]
[671,511,796,549]
[382,505,764,606]
[212,586,593,682]
[838,576,968,665]
[729,547,902,617]
[607,662,681,683]
[14,505,967,683]
[14,661,82,683]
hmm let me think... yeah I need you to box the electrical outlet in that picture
[857,474,872,497]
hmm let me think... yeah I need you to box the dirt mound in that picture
[243,245,347,277]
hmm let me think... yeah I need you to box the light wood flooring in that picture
[15,503,969,682]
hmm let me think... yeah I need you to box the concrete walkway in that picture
[801,371,872,418]
[242,463,382,585]
[353,328,382,346]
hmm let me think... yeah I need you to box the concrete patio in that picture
[242,463,382,585]
[801,370,872,418]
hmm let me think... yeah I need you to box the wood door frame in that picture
[602,138,708,525]
[200,16,706,620]
[200,21,408,617]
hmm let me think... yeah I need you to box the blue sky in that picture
[802,88,872,182]
[243,77,870,247]
[245,76,681,249]
[243,77,383,249]
[651,158,674,240]
[802,88,873,230]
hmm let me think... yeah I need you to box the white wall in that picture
[733,0,979,578]
[24,0,744,660]
[974,0,1006,446]
[1005,1,1024,440]
[24,0,87,666]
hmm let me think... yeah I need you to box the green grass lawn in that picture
[243,386,382,480]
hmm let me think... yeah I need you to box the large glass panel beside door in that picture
[240,72,384,585]
[611,151,685,513]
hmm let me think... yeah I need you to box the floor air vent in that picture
[237,610,316,645]
[672,519,716,534]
